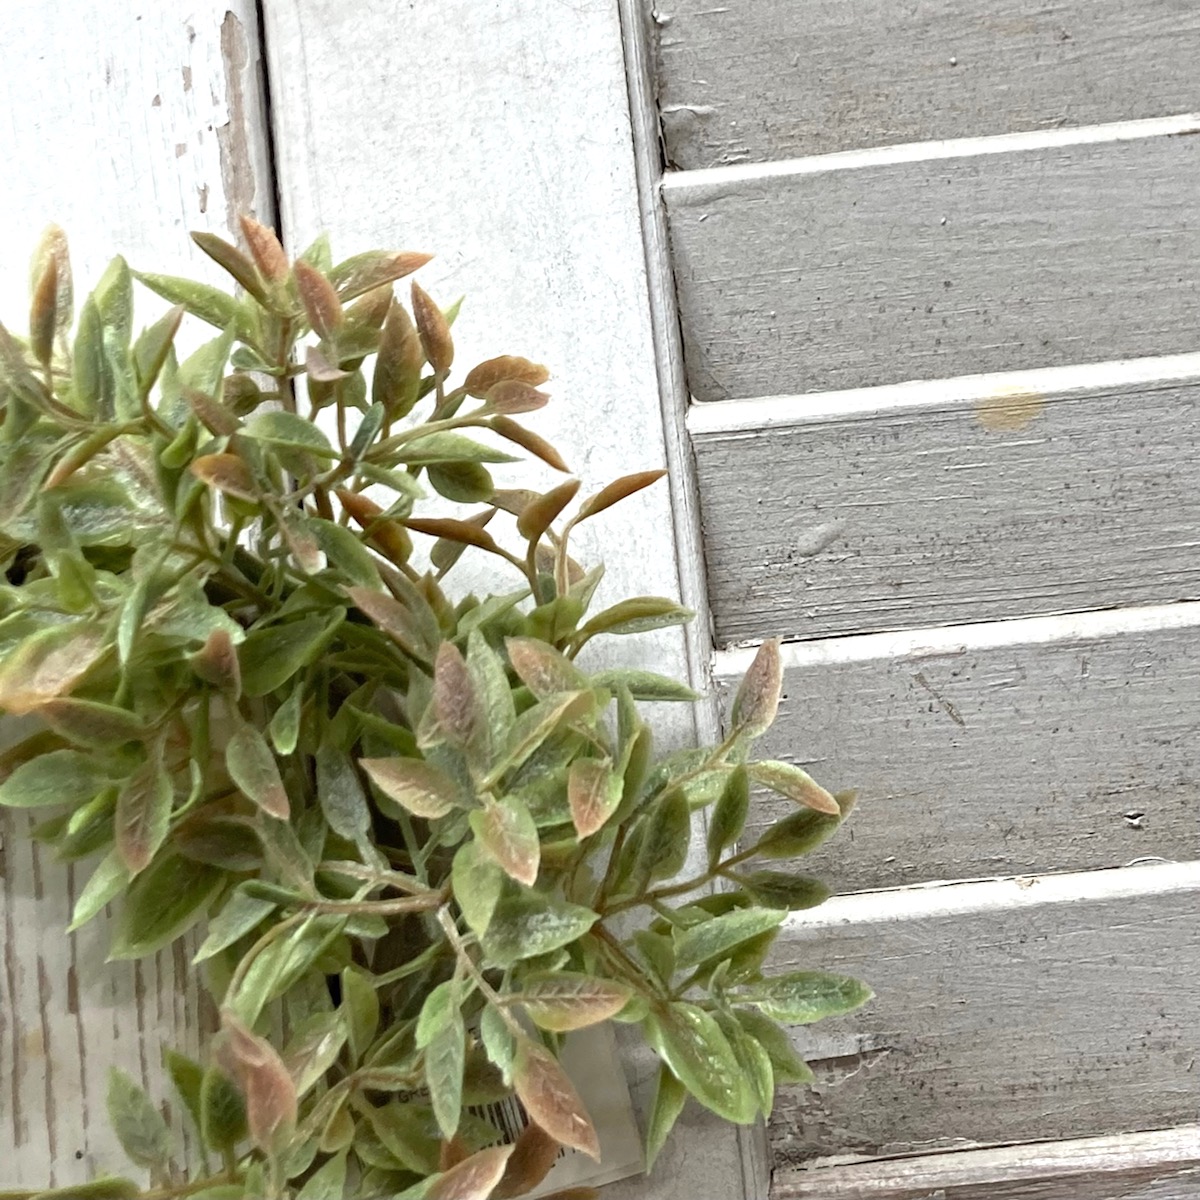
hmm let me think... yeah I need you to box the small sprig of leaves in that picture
[0,221,870,1200]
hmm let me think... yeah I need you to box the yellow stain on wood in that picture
[975,386,1045,432]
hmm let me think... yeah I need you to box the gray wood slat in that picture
[654,0,1200,168]
[665,133,1200,401]
[693,375,1200,643]
[764,868,1200,1164]
[772,1125,1200,1199]
[715,609,1200,892]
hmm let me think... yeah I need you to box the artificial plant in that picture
[0,219,870,1200]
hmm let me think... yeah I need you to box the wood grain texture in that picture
[692,372,1200,643]
[262,3,755,1197]
[765,865,1200,1165]
[715,605,1200,892]
[0,2,270,1187]
[773,1125,1200,1199]
[654,0,1200,169]
[665,132,1200,401]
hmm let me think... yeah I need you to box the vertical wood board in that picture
[654,0,1200,168]
[665,132,1200,401]
[0,2,272,1187]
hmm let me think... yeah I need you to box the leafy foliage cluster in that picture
[0,221,869,1200]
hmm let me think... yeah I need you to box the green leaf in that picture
[748,760,839,815]
[493,690,596,780]
[24,1179,141,1199]
[342,966,380,1065]
[741,971,873,1024]
[240,610,345,697]
[752,807,842,860]
[574,596,693,643]
[227,915,345,1026]
[226,722,289,819]
[633,788,690,888]
[645,1062,687,1170]
[483,885,597,968]
[737,870,831,911]
[452,841,504,936]
[194,888,276,962]
[466,629,515,768]
[643,1003,756,1124]
[428,461,494,504]
[707,765,749,869]
[479,1005,514,1082]
[114,752,174,876]
[735,1008,814,1085]
[284,1011,349,1096]
[72,297,107,416]
[200,1067,247,1153]
[133,271,252,340]
[470,795,539,887]
[94,256,134,346]
[244,410,336,458]
[106,1067,171,1170]
[304,517,381,587]
[316,746,370,841]
[425,1013,465,1140]
[361,756,459,819]
[0,749,111,809]
[296,1150,348,1200]
[268,683,304,755]
[512,972,630,1032]
[163,1049,206,1137]
[398,432,519,465]
[109,855,222,959]
[133,305,185,398]
[673,907,784,973]
[589,668,699,702]
[39,698,147,749]
[716,1011,774,1116]
[68,850,129,931]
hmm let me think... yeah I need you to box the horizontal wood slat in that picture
[715,605,1200,891]
[654,0,1200,168]
[772,1124,1200,1199]
[765,865,1200,1164]
[665,131,1200,401]
[692,368,1200,643]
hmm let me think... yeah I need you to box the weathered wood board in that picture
[715,605,1200,892]
[664,130,1200,401]
[773,1124,1200,1200]
[654,0,1200,169]
[691,366,1200,643]
[0,2,271,1187]
[765,865,1200,1164]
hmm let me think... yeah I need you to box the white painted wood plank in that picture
[764,864,1200,1164]
[715,605,1200,891]
[773,1125,1200,1200]
[654,0,1200,168]
[693,371,1200,643]
[665,133,1200,401]
[0,2,271,1187]
[262,3,755,1196]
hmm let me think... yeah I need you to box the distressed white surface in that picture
[667,129,1200,401]
[263,2,752,1196]
[1,1,271,1187]
[693,371,1200,643]
[654,0,1200,167]
[766,863,1200,1163]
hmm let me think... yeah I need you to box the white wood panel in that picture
[0,1,271,1187]
[773,1125,1200,1200]
[262,2,755,1196]
[654,0,1200,168]
[715,604,1200,891]
[664,129,1200,401]
[692,366,1200,643]
[765,865,1200,1164]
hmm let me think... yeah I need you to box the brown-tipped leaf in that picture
[29,247,59,367]
[190,628,242,695]
[360,757,458,819]
[346,586,428,658]
[433,641,478,745]
[411,280,453,373]
[222,1010,298,1151]
[373,299,424,417]
[512,1038,600,1160]
[486,380,549,415]
[463,355,550,398]
[239,214,289,282]
[190,453,257,502]
[305,345,349,382]
[731,638,782,739]
[470,796,539,887]
[489,416,569,472]
[294,260,344,339]
[427,1144,514,1200]
[516,479,580,544]
[115,756,173,876]
[568,758,621,839]
[329,249,433,302]
[493,1121,560,1199]
[505,637,586,698]
[192,231,270,303]
[574,469,665,522]
[748,760,839,815]
[406,515,503,557]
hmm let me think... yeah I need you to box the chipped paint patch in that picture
[976,385,1045,431]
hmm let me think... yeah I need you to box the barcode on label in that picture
[469,1095,569,1160]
